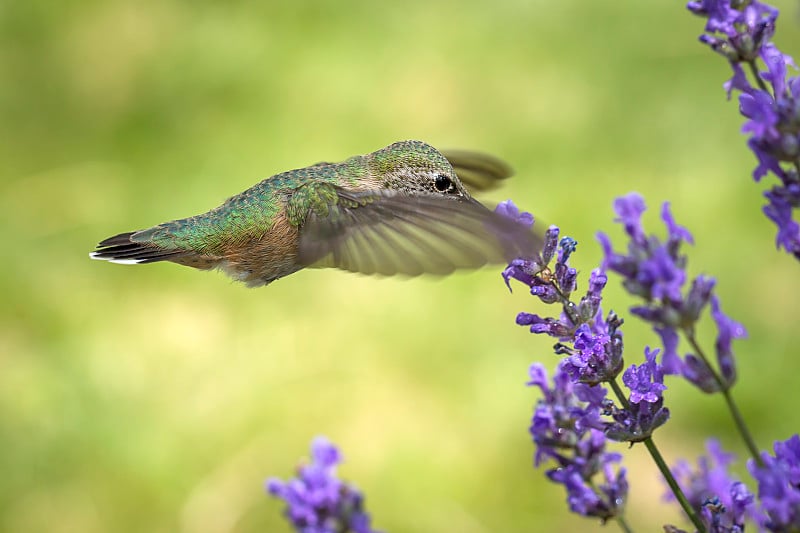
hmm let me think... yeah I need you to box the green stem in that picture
[614,514,634,533]
[608,379,707,533]
[747,60,770,94]
[682,330,763,466]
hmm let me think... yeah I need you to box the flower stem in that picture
[615,514,634,533]
[747,60,770,93]
[682,330,763,466]
[608,378,706,533]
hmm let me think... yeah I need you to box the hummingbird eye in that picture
[434,174,453,193]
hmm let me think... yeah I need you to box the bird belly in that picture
[218,213,301,287]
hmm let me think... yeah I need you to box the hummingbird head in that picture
[371,140,472,199]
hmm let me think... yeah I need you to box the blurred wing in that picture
[297,187,541,276]
[442,149,513,192]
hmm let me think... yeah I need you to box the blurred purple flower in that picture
[599,194,692,310]
[599,193,746,394]
[267,437,381,533]
[670,439,759,531]
[748,434,800,531]
[689,0,800,260]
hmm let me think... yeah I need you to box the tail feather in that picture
[91,231,185,265]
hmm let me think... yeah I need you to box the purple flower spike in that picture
[267,437,381,533]
[600,193,746,395]
[601,194,692,307]
[748,435,800,531]
[527,363,627,521]
[506,224,608,344]
[689,0,800,261]
[669,439,759,531]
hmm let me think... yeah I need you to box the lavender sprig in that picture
[500,202,704,531]
[670,435,800,532]
[528,363,630,527]
[267,437,381,533]
[748,434,800,531]
[688,0,800,260]
[503,191,800,532]
[598,193,758,466]
[670,439,759,532]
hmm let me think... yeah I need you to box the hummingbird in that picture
[91,140,541,287]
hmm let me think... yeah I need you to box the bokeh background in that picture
[2,1,800,531]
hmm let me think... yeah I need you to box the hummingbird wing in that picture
[296,186,541,276]
[441,149,513,192]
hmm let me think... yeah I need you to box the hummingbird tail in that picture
[90,231,190,265]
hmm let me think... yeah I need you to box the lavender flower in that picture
[622,347,666,404]
[748,434,800,531]
[670,439,758,531]
[561,320,624,386]
[598,194,694,324]
[503,202,617,356]
[598,193,746,393]
[267,437,381,533]
[606,347,671,443]
[505,198,671,443]
[689,0,800,259]
[527,362,628,521]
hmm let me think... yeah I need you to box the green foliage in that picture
[1,1,799,531]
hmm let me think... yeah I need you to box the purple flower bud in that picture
[684,275,716,323]
[724,63,752,98]
[606,395,670,443]
[527,363,550,391]
[622,347,667,404]
[562,323,623,385]
[495,199,534,228]
[516,312,573,338]
[613,193,647,242]
[541,226,560,265]
[546,460,627,521]
[630,305,681,328]
[763,184,800,257]
[530,283,559,304]
[662,202,695,246]
[638,246,687,303]
[502,257,541,291]
[710,295,746,388]
[682,354,721,393]
[555,262,577,296]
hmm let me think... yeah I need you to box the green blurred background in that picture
[2,1,800,531]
